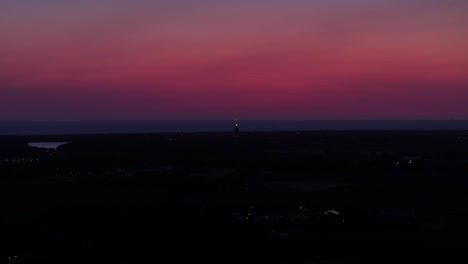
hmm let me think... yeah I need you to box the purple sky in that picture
[1,0,468,120]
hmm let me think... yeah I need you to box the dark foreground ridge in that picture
[1,131,468,263]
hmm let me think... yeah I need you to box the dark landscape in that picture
[3,0,468,262]
[1,129,468,263]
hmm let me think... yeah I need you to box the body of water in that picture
[0,120,467,135]
[28,142,69,149]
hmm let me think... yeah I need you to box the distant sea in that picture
[0,120,468,135]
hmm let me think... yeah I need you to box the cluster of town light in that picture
[234,205,342,222]
[0,158,39,163]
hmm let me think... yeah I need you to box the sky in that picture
[1,0,467,120]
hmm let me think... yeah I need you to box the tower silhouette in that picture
[233,123,240,136]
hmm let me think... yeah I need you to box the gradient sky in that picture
[1,0,468,120]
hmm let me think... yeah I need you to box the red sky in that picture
[1,0,468,120]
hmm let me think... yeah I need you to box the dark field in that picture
[1,131,468,263]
